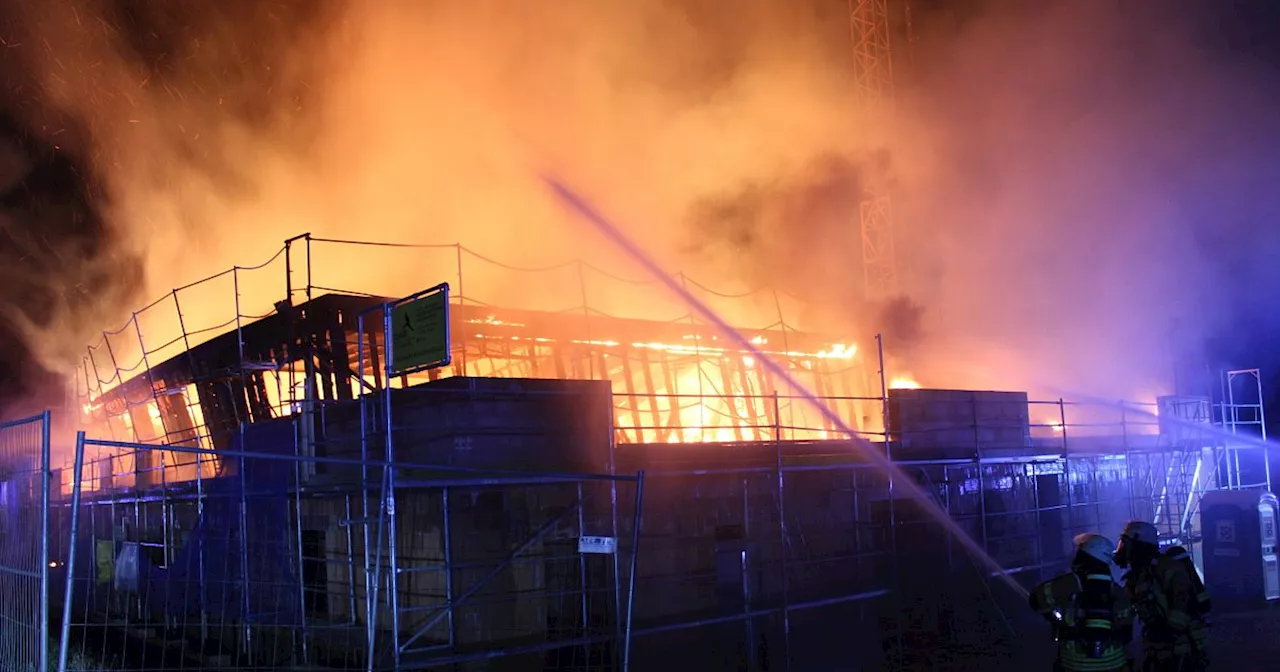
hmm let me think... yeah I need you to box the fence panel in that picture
[55,428,644,672]
[0,412,51,672]
[52,389,1224,670]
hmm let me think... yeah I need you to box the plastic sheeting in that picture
[151,420,303,626]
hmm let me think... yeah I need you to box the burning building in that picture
[1,0,1275,667]
[77,236,903,454]
[51,235,1275,671]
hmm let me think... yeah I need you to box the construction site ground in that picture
[999,606,1280,671]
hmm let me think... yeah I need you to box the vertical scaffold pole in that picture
[442,485,456,648]
[237,423,254,659]
[284,238,297,422]
[876,333,902,665]
[132,313,169,442]
[293,424,310,663]
[621,470,645,672]
[608,406,623,666]
[305,233,314,303]
[359,312,378,670]
[774,391,792,672]
[1060,400,1073,539]
[382,304,402,670]
[454,244,467,376]
[577,260,594,379]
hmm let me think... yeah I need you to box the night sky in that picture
[1,0,1280,423]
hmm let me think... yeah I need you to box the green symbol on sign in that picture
[389,285,451,375]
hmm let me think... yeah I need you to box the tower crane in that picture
[848,0,900,300]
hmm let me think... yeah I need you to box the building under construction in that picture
[50,234,1276,671]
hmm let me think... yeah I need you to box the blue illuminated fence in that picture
[0,412,51,672]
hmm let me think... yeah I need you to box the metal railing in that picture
[76,235,867,454]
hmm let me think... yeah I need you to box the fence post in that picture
[57,431,87,672]
[39,410,51,672]
[1060,400,1073,539]
[455,244,468,376]
[774,391,792,672]
[622,470,646,672]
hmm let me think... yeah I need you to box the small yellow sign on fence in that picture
[95,540,114,584]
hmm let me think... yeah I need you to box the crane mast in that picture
[848,0,899,300]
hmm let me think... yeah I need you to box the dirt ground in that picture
[1196,608,1280,669]
[1001,606,1280,671]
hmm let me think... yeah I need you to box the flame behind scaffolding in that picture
[76,236,887,454]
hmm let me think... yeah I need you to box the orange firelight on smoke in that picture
[889,376,921,390]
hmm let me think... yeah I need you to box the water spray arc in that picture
[542,176,1030,601]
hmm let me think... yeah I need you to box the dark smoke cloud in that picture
[0,0,883,410]
[878,296,925,351]
[0,72,139,417]
[7,0,1278,414]
[685,154,865,294]
[682,148,923,347]
[89,0,338,200]
[0,0,338,415]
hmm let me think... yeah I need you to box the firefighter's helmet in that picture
[1120,520,1160,546]
[1074,532,1116,564]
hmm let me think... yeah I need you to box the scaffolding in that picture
[1218,368,1272,491]
[77,235,884,453]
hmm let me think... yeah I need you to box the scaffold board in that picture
[388,283,451,375]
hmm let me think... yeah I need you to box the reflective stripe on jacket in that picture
[1031,572,1135,672]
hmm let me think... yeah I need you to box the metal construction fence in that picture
[53,430,644,672]
[0,375,1263,670]
[614,442,1226,669]
[0,412,51,672]
[36,400,1268,671]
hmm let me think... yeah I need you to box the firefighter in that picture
[1030,532,1135,671]
[1115,520,1210,671]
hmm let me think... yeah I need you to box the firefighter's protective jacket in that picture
[1030,571,1135,671]
[1124,547,1209,666]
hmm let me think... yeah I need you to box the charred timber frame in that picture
[85,294,876,449]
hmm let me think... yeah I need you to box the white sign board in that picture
[578,536,618,555]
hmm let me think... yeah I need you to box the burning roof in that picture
[80,290,884,448]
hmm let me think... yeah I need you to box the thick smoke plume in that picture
[0,76,142,417]
[895,0,1280,400]
[0,0,1275,413]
